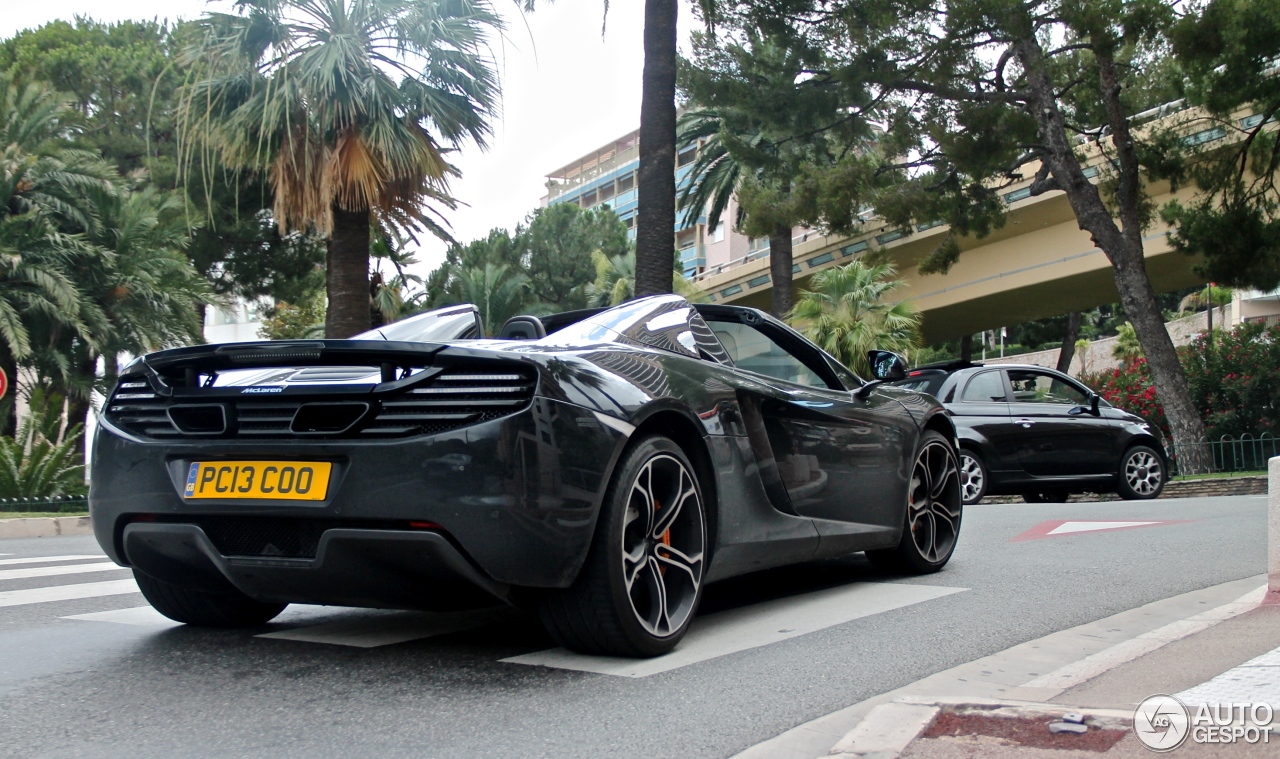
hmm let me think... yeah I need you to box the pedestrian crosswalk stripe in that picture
[63,606,181,627]
[256,606,514,648]
[0,579,140,608]
[0,562,123,582]
[0,554,106,567]
[503,581,967,678]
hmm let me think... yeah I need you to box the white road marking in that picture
[63,605,181,627]
[1048,521,1160,535]
[1024,585,1266,690]
[0,554,106,567]
[0,562,123,582]
[1178,644,1280,707]
[0,579,140,608]
[256,607,513,648]
[504,581,968,678]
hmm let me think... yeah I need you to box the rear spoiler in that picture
[124,340,525,398]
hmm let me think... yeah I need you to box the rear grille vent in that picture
[362,370,536,436]
[104,366,535,441]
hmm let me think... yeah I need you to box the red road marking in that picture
[1011,519,1195,542]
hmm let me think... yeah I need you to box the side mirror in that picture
[867,350,908,381]
[1070,393,1102,417]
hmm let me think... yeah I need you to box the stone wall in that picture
[983,305,1230,375]
[982,474,1267,503]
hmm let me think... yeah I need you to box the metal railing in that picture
[1169,433,1280,477]
[0,494,88,514]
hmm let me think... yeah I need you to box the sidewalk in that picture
[887,602,1280,758]
[734,458,1280,758]
[734,577,1277,759]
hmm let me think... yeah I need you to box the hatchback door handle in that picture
[1016,418,1035,427]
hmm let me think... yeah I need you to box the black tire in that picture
[867,431,963,575]
[1022,490,1070,504]
[538,434,707,657]
[958,449,988,505]
[1117,445,1166,500]
[134,570,286,628]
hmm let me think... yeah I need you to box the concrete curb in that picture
[0,515,92,539]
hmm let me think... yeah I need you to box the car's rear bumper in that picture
[90,397,629,605]
[123,522,509,611]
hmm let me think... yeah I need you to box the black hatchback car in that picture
[893,362,1168,504]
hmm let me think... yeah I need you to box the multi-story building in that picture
[541,129,798,280]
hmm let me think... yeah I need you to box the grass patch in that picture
[1172,470,1266,482]
[0,511,89,519]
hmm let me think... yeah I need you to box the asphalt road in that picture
[0,494,1268,759]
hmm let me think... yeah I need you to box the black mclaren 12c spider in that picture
[91,295,962,657]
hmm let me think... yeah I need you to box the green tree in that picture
[176,0,502,338]
[678,32,862,318]
[259,299,326,340]
[1,18,330,310]
[1162,0,1280,290]
[522,203,628,309]
[788,260,921,377]
[427,203,629,310]
[705,0,1211,460]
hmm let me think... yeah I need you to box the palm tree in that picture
[677,109,798,317]
[789,260,921,377]
[86,183,212,374]
[633,0,680,299]
[527,0,706,299]
[370,232,429,324]
[1112,322,1145,365]
[586,249,705,307]
[0,75,114,428]
[177,0,502,337]
[449,263,537,334]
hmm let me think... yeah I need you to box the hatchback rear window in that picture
[892,372,946,397]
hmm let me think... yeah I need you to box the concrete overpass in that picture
[689,116,1243,344]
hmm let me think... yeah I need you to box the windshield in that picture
[355,305,480,343]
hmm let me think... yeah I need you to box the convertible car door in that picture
[706,319,912,532]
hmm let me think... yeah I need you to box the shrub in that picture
[1182,322,1280,439]
[1079,358,1170,438]
[0,388,87,499]
[1078,322,1280,440]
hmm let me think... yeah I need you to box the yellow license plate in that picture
[183,461,332,501]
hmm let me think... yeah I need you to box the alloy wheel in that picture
[907,441,963,563]
[959,453,985,503]
[1125,450,1163,496]
[621,454,705,638]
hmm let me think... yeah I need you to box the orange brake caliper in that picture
[655,501,670,574]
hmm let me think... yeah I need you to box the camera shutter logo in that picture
[1134,694,1190,752]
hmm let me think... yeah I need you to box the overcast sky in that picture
[1,0,697,275]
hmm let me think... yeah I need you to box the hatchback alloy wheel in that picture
[1123,449,1164,497]
[958,451,987,505]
